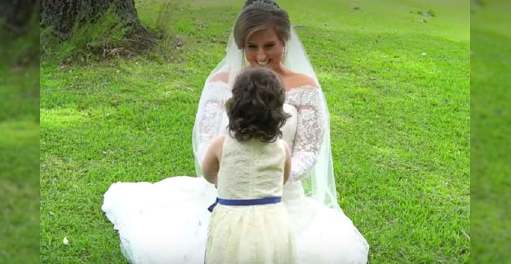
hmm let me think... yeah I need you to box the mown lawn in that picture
[0,31,40,263]
[40,0,469,263]
[470,1,511,263]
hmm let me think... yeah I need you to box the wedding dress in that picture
[102,84,369,264]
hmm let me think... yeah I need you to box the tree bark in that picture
[40,0,154,48]
[0,0,39,35]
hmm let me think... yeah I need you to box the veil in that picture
[192,17,340,210]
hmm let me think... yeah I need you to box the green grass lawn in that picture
[470,1,511,262]
[40,0,469,263]
[0,30,40,262]
[0,120,39,263]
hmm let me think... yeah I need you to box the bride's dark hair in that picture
[243,0,279,8]
[233,0,290,49]
[225,67,290,143]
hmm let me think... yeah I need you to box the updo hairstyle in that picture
[226,67,290,143]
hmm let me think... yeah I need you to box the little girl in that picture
[202,67,296,264]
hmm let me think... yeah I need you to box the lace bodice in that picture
[217,136,287,199]
[194,82,324,183]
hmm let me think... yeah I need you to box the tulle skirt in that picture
[102,176,369,264]
[206,203,296,264]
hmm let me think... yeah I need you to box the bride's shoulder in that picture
[285,73,318,90]
[208,72,229,84]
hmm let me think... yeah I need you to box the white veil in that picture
[192,13,340,210]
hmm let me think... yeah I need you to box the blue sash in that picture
[207,196,282,212]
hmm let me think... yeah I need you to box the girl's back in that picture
[206,136,296,264]
[217,135,286,200]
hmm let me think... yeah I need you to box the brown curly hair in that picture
[226,67,290,143]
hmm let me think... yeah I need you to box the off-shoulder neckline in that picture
[285,84,320,93]
[207,81,320,93]
[207,80,229,86]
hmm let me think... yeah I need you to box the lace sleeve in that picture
[194,81,231,163]
[286,88,325,181]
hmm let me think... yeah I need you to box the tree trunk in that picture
[0,0,39,35]
[41,0,154,48]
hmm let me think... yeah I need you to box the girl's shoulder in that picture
[276,139,290,155]
[211,135,226,144]
[210,135,226,155]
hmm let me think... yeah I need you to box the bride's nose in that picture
[256,50,267,61]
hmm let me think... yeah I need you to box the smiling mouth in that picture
[256,60,270,66]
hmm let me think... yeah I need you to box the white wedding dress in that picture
[102,82,369,263]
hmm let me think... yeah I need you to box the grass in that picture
[0,121,39,263]
[0,25,40,263]
[470,1,511,262]
[40,0,469,263]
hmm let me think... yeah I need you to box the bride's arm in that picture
[288,88,325,181]
[193,78,231,164]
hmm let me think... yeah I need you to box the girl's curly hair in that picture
[226,67,290,143]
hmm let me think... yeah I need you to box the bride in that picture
[102,0,369,263]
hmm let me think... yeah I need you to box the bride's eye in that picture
[247,44,257,49]
[264,43,275,49]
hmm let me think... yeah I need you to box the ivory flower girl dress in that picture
[205,135,295,264]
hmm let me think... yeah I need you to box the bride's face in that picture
[244,28,285,71]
